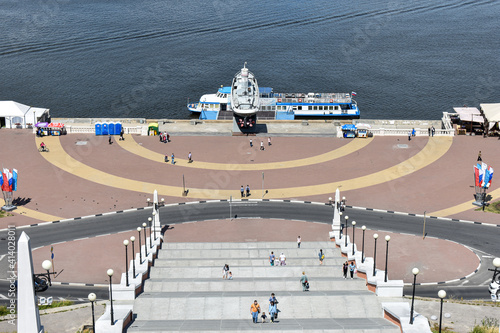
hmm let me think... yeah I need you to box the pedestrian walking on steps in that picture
[318,249,325,265]
[188,152,192,163]
[300,271,309,291]
[269,293,279,320]
[240,185,245,198]
[343,261,348,279]
[222,264,229,279]
[297,236,301,248]
[279,252,286,266]
[269,301,277,323]
[349,261,356,279]
[250,300,261,323]
[269,252,275,266]
[246,185,250,197]
[260,141,264,150]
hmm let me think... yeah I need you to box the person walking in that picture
[246,185,250,197]
[279,252,286,266]
[477,151,482,161]
[297,236,301,248]
[188,152,192,163]
[108,135,113,145]
[222,264,230,279]
[408,131,411,141]
[411,128,416,136]
[166,133,170,142]
[269,252,275,266]
[171,153,175,165]
[268,137,271,146]
[269,293,279,320]
[300,271,309,291]
[240,185,245,198]
[318,249,325,265]
[120,128,124,141]
[343,261,348,279]
[268,301,277,323]
[349,261,356,279]
[431,126,435,137]
[250,300,261,323]
[164,154,168,163]
[249,139,253,147]
[260,141,265,150]
[428,127,431,136]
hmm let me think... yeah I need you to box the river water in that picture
[0,0,499,120]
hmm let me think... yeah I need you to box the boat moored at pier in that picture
[187,64,360,122]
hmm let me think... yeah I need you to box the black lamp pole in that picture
[130,236,136,278]
[361,226,366,263]
[409,268,419,325]
[372,234,378,277]
[142,223,148,257]
[438,290,446,333]
[123,240,129,287]
[344,216,349,246]
[107,269,114,325]
[384,235,390,282]
[137,227,142,264]
[351,221,356,254]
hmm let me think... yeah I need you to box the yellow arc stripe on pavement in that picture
[0,198,63,222]
[116,135,373,170]
[36,136,453,203]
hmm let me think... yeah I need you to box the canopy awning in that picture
[356,123,372,130]
[36,122,49,128]
[453,107,484,123]
[47,122,64,128]
[481,103,500,122]
[342,124,356,130]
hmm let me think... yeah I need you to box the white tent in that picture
[0,101,50,128]
[480,103,500,131]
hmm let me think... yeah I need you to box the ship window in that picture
[298,106,302,111]
[272,106,275,111]
[329,106,333,111]
[313,106,318,111]
[335,106,339,110]
[319,106,323,111]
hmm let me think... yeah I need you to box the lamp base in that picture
[2,205,17,212]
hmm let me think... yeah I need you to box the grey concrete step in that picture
[132,295,385,320]
[158,248,338,259]
[154,258,347,267]
[149,266,343,279]
[127,318,400,332]
[162,241,334,250]
[144,278,366,293]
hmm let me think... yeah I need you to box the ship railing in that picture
[369,128,454,136]
[441,112,454,132]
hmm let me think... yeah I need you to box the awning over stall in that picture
[480,103,500,122]
[453,107,484,123]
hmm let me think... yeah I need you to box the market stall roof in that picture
[47,122,64,128]
[148,122,159,128]
[453,107,484,123]
[356,123,372,130]
[36,122,49,127]
[481,103,500,122]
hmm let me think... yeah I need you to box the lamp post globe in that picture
[361,225,366,263]
[88,293,97,332]
[373,233,378,277]
[123,239,129,246]
[384,235,391,282]
[409,267,419,324]
[42,260,52,271]
[351,221,356,254]
[438,290,446,333]
[107,268,114,325]
[130,236,135,242]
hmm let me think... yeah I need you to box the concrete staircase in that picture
[127,242,400,332]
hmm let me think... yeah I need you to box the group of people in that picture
[250,293,280,324]
[249,137,272,150]
[163,152,193,164]
[342,261,356,279]
[240,185,251,197]
[222,264,232,280]
[159,132,170,143]
[427,126,436,137]
[269,251,286,266]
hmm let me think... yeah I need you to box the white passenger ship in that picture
[187,64,360,125]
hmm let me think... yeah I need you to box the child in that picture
[261,312,267,323]
[228,271,233,280]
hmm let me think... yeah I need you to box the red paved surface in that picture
[1,129,498,285]
[31,219,478,284]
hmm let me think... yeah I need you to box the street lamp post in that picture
[372,234,379,277]
[409,267,419,324]
[123,240,129,287]
[130,236,136,278]
[152,211,157,241]
[344,215,349,246]
[107,269,114,325]
[384,235,391,282]
[351,221,356,254]
[361,225,366,263]
[88,293,96,332]
[142,223,148,257]
[148,217,152,247]
[42,260,53,285]
[488,257,500,283]
[438,290,447,333]
[137,227,143,264]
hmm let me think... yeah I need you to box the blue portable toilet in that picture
[102,123,109,135]
[108,122,115,135]
[115,123,122,135]
[95,123,102,135]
